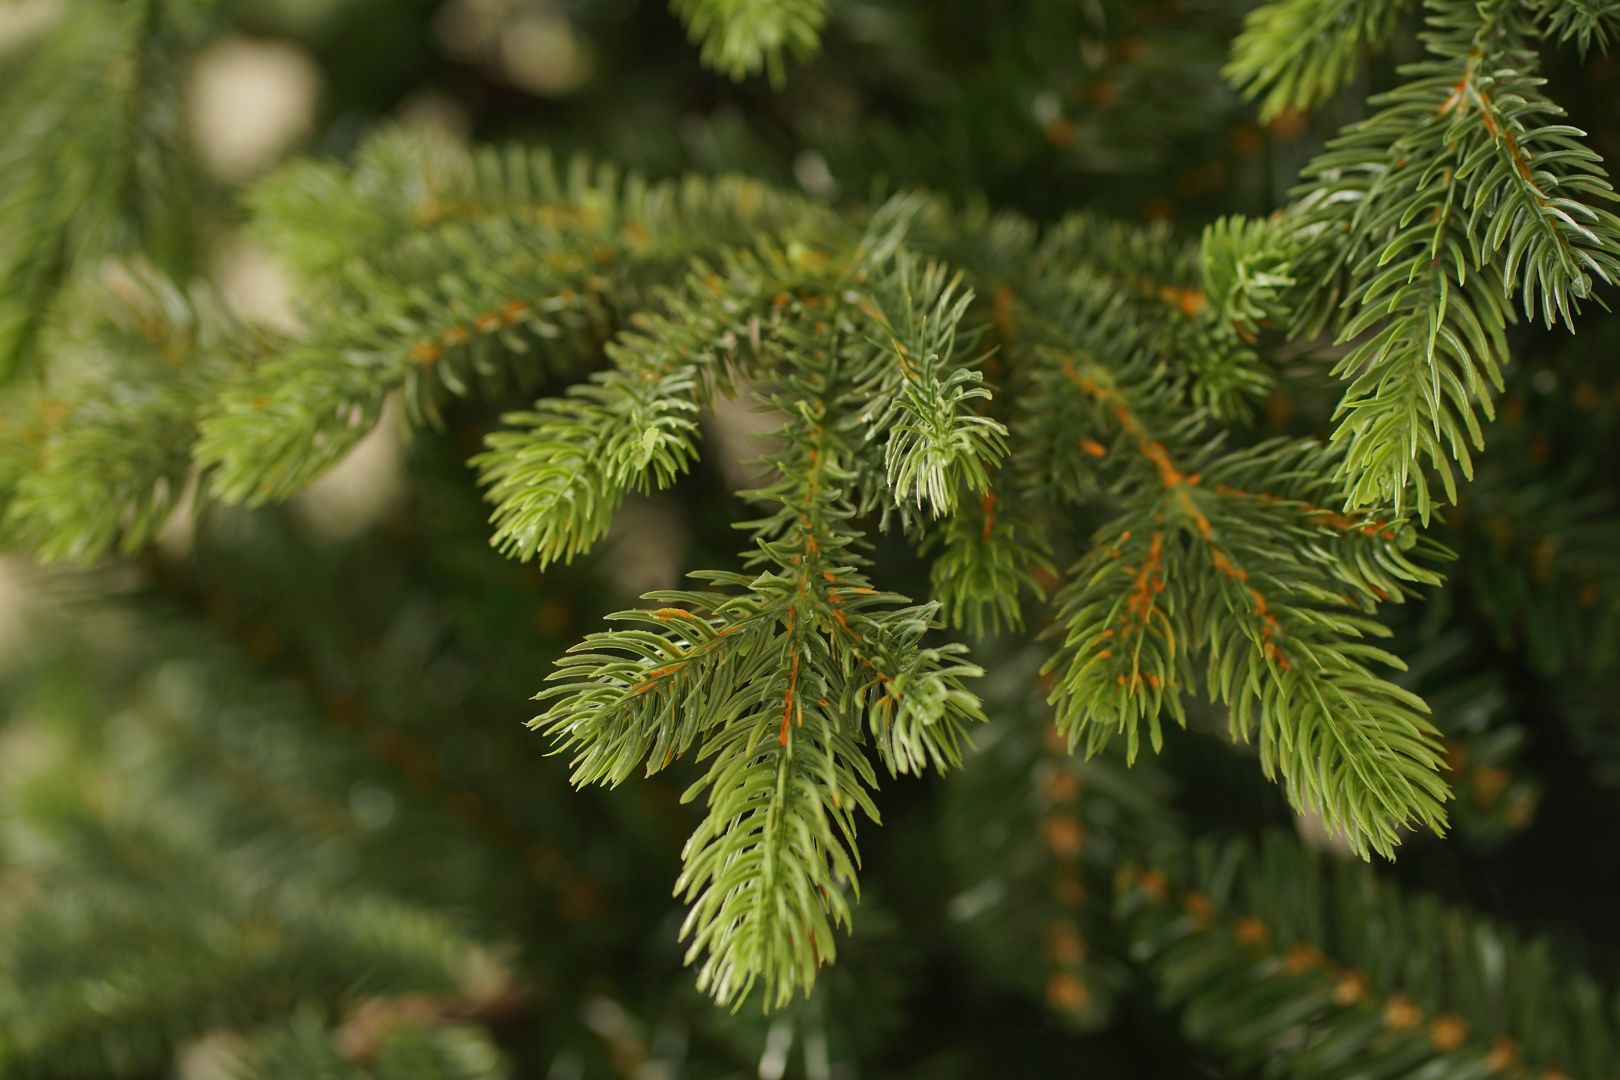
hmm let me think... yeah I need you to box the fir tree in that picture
[1,0,1618,1076]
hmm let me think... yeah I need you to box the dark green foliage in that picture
[2,0,1619,1074]
[0,271,244,560]
[943,640,1179,1028]
[0,643,483,1075]
[0,0,209,383]
[232,1010,508,1080]
[1119,832,1620,1079]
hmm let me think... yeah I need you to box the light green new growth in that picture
[1226,0,1417,121]
[673,0,830,83]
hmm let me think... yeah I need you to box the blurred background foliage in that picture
[1,0,1618,1076]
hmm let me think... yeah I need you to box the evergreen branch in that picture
[1449,62,1620,330]
[1324,167,1510,519]
[201,136,824,506]
[475,242,845,568]
[924,490,1054,637]
[1025,213,1274,423]
[944,644,1178,1028]
[1047,524,1193,762]
[853,256,1008,516]
[1450,469,1620,675]
[1199,215,1296,342]
[1042,361,1448,855]
[477,368,704,568]
[1195,446,1450,858]
[673,0,829,83]
[1118,832,1620,1079]
[530,268,982,1008]
[1225,0,1418,121]
[232,1008,510,1080]
[541,555,977,1009]
[0,269,239,560]
[1296,39,1511,519]
[676,715,877,1010]
[536,585,777,788]
[1531,0,1620,52]
[0,1,204,382]
[248,126,483,284]
[0,787,477,1077]
[1291,0,1620,519]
